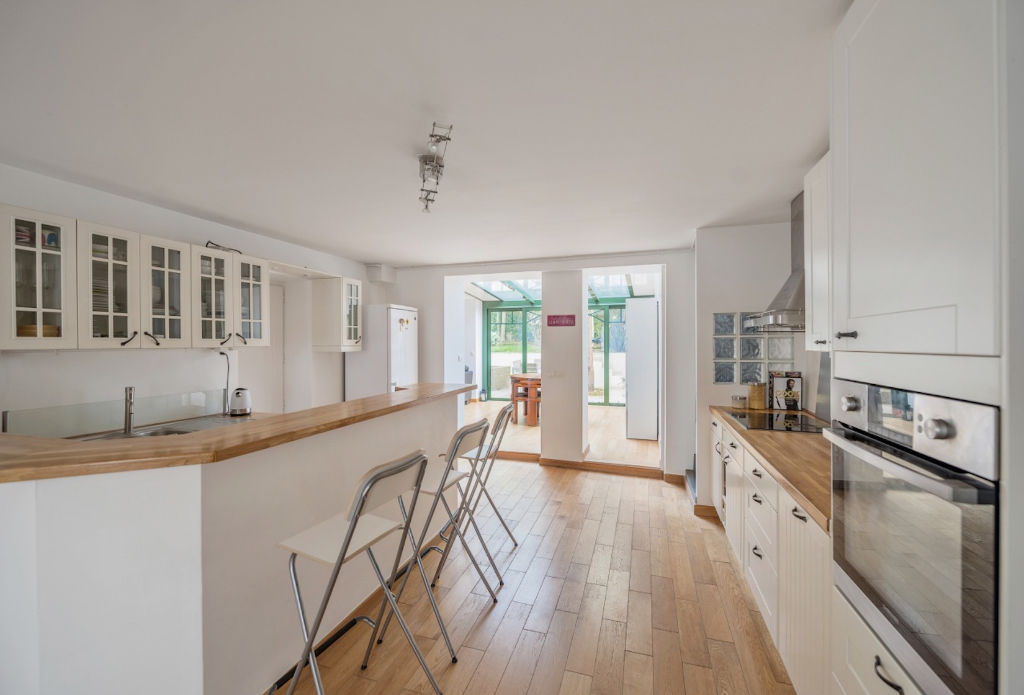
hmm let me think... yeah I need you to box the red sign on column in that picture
[546,314,576,327]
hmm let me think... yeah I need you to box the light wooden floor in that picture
[280,460,793,694]
[464,402,660,468]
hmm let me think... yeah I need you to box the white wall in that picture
[0,163,362,416]
[540,270,589,461]
[464,295,482,399]
[694,223,800,504]
[390,249,696,475]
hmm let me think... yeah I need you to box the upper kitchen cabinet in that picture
[140,236,191,348]
[831,0,1000,355]
[0,204,78,349]
[803,152,831,352]
[191,245,234,348]
[77,222,140,349]
[311,277,363,352]
[233,255,270,347]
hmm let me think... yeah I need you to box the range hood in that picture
[743,191,806,333]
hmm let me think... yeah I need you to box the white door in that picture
[388,307,418,390]
[831,0,1000,355]
[77,222,140,349]
[625,297,658,440]
[0,205,78,349]
[140,236,191,348]
[803,152,831,352]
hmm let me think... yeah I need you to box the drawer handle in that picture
[712,421,718,428]
[873,656,904,694]
[791,507,808,522]
[814,339,827,345]
[835,330,859,339]
[751,493,763,505]
[714,442,723,455]
[728,442,738,449]
[751,546,763,559]
[752,469,763,478]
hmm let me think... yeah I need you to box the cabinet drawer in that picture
[722,429,742,458]
[744,481,778,566]
[744,452,779,509]
[832,588,923,695]
[745,518,779,639]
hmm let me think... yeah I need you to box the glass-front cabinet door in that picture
[0,204,78,349]
[342,277,362,347]
[76,222,140,349]
[232,255,270,347]
[140,236,191,348]
[190,245,234,348]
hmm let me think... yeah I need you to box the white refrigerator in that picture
[345,304,419,399]
[625,297,659,440]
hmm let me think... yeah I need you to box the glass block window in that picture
[713,312,794,384]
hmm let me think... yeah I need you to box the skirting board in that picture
[497,450,541,462]
[539,457,664,479]
[664,472,718,518]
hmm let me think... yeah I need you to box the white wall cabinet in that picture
[779,488,831,695]
[77,222,140,349]
[0,204,78,350]
[140,236,191,348]
[191,245,234,348]
[831,0,1000,356]
[803,152,831,352]
[711,418,725,518]
[233,255,270,347]
[311,277,363,352]
[722,430,745,559]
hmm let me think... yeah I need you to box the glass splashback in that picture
[2,389,225,438]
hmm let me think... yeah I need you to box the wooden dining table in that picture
[510,373,542,426]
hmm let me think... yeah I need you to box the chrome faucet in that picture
[219,351,230,415]
[123,386,135,434]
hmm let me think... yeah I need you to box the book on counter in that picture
[769,371,802,410]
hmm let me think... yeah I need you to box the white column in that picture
[540,270,588,461]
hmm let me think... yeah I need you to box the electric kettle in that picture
[229,387,252,416]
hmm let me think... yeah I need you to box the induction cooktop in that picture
[730,411,824,433]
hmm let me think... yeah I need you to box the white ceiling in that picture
[0,1,848,267]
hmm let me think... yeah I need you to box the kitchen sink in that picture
[73,414,254,441]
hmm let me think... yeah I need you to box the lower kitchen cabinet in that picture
[723,440,745,559]
[779,487,831,695]
[831,587,923,695]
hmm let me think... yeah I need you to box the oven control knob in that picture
[840,395,860,412]
[924,418,955,440]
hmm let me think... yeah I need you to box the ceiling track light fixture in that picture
[419,122,453,212]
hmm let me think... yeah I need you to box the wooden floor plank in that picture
[494,629,547,695]
[622,651,654,695]
[565,583,608,676]
[558,671,593,695]
[590,619,627,695]
[625,590,653,655]
[650,575,678,633]
[527,610,578,695]
[651,629,686,695]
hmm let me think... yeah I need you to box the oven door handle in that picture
[824,428,991,505]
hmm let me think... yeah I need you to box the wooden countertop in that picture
[0,383,474,484]
[709,406,832,532]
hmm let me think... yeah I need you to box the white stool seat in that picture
[419,466,469,495]
[278,512,401,566]
[458,443,494,464]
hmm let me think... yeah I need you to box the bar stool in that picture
[456,402,517,549]
[277,450,450,695]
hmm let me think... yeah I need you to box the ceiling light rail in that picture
[419,122,453,212]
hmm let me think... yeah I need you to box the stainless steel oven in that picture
[828,378,998,695]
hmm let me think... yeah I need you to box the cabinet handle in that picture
[814,339,827,345]
[712,421,718,428]
[835,330,859,339]
[791,507,808,522]
[219,335,232,346]
[235,332,248,345]
[752,469,763,478]
[723,455,731,464]
[356,335,362,344]
[143,331,161,346]
[714,442,723,455]
[728,442,737,450]
[751,546,763,559]
[120,331,138,346]
[873,656,904,694]
[751,493,763,505]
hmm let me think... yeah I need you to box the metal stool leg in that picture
[366,548,443,695]
[287,554,325,695]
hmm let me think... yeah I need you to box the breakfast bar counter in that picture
[0,383,473,482]
[710,405,832,531]
[0,383,472,695]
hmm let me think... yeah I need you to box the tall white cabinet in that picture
[0,204,78,349]
[77,222,140,349]
[831,0,1001,356]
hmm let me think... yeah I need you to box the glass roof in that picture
[473,272,656,304]
[472,279,541,302]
